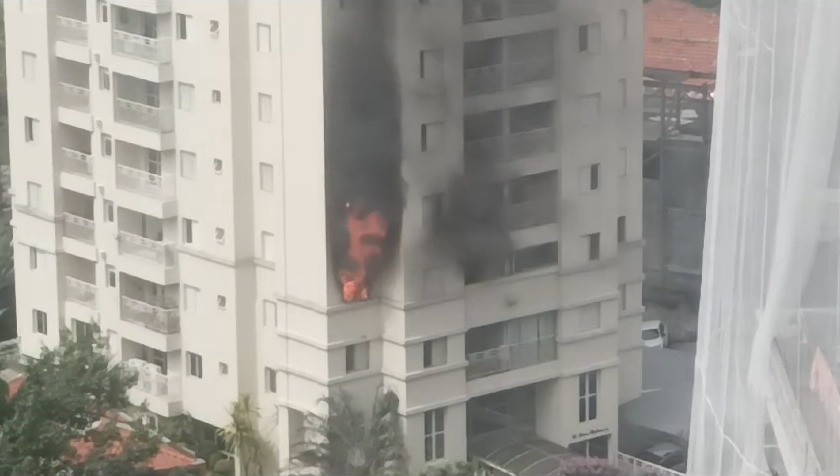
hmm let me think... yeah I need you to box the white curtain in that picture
[688,0,840,475]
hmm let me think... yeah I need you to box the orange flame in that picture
[340,204,388,303]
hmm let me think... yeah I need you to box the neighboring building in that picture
[5,0,643,474]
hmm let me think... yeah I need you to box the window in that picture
[422,194,443,229]
[587,233,600,261]
[618,216,626,243]
[97,0,108,22]
[187,352,203,378]
[209,20,219,39]
[258,93,273,122]
[512,242,558,273]
[217,295,226,309]
[176,13,191,40]
[219,362,228,374]
[577,93,601,125]
[421,122,443,152]
[261,231,275,262]
[257,23,272,52]
[578,303,601,333]
[180,151,196,179]
[74,319,93,343]
[259,163,274,192]
[24,117,37,142]
[101,134,112,157]
[28,247,37,269]
[424,409,445,461]
[264,367,277,393]
[99,67,110,90]
[215,227,225,244]
[106,266,116,287]
[213,158,223,174]
[620,9,629,39]
[578,371,598,422]
[178,82,195,111]
[184,285,199,312]
[619,283,627,311]
[420,49,442,79]
[423,337,447,368]
[182,218,196,244]
[578,23,601,53]
[579,163,600,192]
[618,147,628,177]
[345,342,370,373]
[619,78,628,109]
[22,52,36,80]
[33,309,47,334]
[263,300,277,327]
[26,182,40,209]
[569,435,609,459]
[104,200,114,222]
[211,90,221,104]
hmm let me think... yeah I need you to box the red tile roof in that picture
[645,0,720,77]
[6,376,24,401]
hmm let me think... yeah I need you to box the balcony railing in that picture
[466,337,556,380]
[506,200,556,230]
[62,212,95,243]
[617,453,684,476]
[121,295,180,334]
[58,82,90,113]
[463,0,556,23]
[118,230,175,266]
[112,30,172,64]
[55,15,88,45]
[65,276,97,308]
[114,97,173,132]
[61,147,93,177]
[127,360,181,398]
[464,57,554,96]
[116,164,175,198]
[465,127,555,166]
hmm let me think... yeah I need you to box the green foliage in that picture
[217,394,270,476]
[558,456,623,476]
[290,389,408,476]
[0,330,159,476]
[420,460,483,476]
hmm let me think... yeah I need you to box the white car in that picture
[642,320,669,348]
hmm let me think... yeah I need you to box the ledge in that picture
[558,326,617,345]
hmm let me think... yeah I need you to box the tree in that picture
[290,389,408,476]
[217,394,270,476]
[0,330,159,476]
[420,460,483,476]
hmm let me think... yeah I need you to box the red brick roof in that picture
[645,0,720,76]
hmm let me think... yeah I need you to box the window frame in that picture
[588,233,600,261]
[24,117,37,142]
[256,23,272,52]
[264,367,277,393]
[578,370,598,422]
[424,408,445,461]
[176,13,190,40]
[33,309,47,335]
[187,351,203,378]
[423,337,447,369]
[345,342,370,373]
[259,162,274,192]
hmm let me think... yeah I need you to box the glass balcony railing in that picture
[114,97,173,132]
[58,82,90,113]
[466,337,556,380]
[120,295,180,334]
[463,0,556,24]
[115,164,175,199]
[112,30,172,64]
[464,57,554,96]
[55,15,88,45]
[465,127,555,165]
[505,200,556,231]
[65,276,97,308]
[62,212,95,243]
[61,147,93,177]
[117,230,175,266]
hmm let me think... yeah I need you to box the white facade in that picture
[5,0,643,473]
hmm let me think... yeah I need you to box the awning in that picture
[469,429,577,476]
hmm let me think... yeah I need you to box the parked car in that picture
[637,441,687,472]
[642,320,669,348]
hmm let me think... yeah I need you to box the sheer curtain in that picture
[688,0,840,475]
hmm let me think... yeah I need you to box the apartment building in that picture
[5,0,643,474]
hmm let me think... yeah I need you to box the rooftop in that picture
[645,0,720,77]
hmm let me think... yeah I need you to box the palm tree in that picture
[216,394,270,476]
[290,389,407,476]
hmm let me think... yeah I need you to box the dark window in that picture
[618,216,626,243]
[578,25,588,52]
[423,338,447,368]
[578,371,598,422]
[33,309,47,334]
[177,13,189,40]
[424,409,445,461]
[187,352,203,378]
[590,163,600,190]
[264,367,277,393]
[106,267,116,287]
[588,233,600,261]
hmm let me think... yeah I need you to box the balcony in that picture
[116,164,175,199]
[61,147,93,177]
[465,127,555,165]
[464,57,554,96]
[115,97,173,132]
[58,82,90,113]
[62,212,95,244]
[463,0,556,24]
[466,337,556,380]
[125,357,182,416]
[121,295,180,334]
[113,30,172,64]
[55,16,88,45]
[65,276,97,308]
[118,230,175,266]
[506,200,556,231]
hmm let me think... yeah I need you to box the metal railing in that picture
[466,337,556,380]
[61,147,93,177]
[617,453,684,476]
[65,276,97,308]
[120,295,180,334]
[57,82,90,113]
[115,163,175,198]
[464,56,554,96]
[114,97,173,132]
[62,212,95,243]
[463,0,556,24]
[112,30,172,63]
[55,15,88,45]
[465,127,555,165]
[117,230,175,266]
